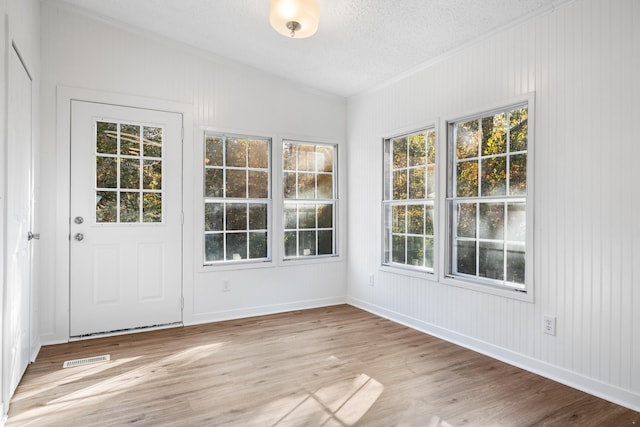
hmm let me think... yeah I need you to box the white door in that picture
[4,45,33,400]
[69,101,183,337]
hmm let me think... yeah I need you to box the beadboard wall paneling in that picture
[347,0,639,411]
[38,2,347,343]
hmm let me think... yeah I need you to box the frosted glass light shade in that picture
[270,0,320,38]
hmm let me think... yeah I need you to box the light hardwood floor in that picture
[6,305,639,426]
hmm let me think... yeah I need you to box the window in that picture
[203,133,271,264]
[95,121,163,223]
[383,128,436,271]
[446,103,529,291]
[283,141,337,258]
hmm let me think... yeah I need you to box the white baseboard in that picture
[348,297,640,413]
[185,296,347,326]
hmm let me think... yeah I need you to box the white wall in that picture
[347,0,639,412]
[1,0,41,417]
[38,2,347,344]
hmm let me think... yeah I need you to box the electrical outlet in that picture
[368,275,374,287]
[223,280,231,292]
[543,315,556,336]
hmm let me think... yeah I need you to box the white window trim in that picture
[281,138,340,262]
[438,93,535,303]
[198,127,276,272]
[380,121,440,281]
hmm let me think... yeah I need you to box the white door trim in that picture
[49,86,193,344]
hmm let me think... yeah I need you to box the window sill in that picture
[281,254,343,267]
[441,275,533,302]
[199,259,275,273]
[381,264,438,282]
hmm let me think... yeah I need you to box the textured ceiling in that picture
[57,0,569,97]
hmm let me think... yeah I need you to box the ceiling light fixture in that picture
[270,0,320,39]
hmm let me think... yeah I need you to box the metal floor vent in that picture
[63,354,110,369]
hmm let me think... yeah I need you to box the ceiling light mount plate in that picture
[270,0,319,39]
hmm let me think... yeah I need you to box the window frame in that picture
[381,125,438,277]
[440,93,535,302]
[202,130,272,267]
[282,139,339,261]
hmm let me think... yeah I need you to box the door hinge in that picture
[180,297,184,310]
[181,211,184,225]
[181,127,184,142]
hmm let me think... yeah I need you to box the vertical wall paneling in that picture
[347,0,640,411]
[39,2,347,343]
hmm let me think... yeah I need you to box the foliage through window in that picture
[283,141,337,258]
[95,121,163,224]
[383,128,436,271]
[447,103,529,290]
[203,133,271,264]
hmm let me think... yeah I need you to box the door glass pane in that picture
[94,120,164,224]
[143,126,162,158]
[120,124,141,156]
[142,193,162,223]
[120,192,140,223]
[143,160,162,190]
[96,156,117,188]
[120,158,140,189]
[96,122,118,154]
[96,191,117,223]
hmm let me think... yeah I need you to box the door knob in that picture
[74,233,84,241]
[28,231,40,241]
[74,216,84,224]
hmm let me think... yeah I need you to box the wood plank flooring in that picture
[6,305,639,426]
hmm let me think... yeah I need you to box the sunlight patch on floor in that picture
[9,342,226,424]
[253,355,384,426]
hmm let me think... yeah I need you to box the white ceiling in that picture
[57,0,569,97]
